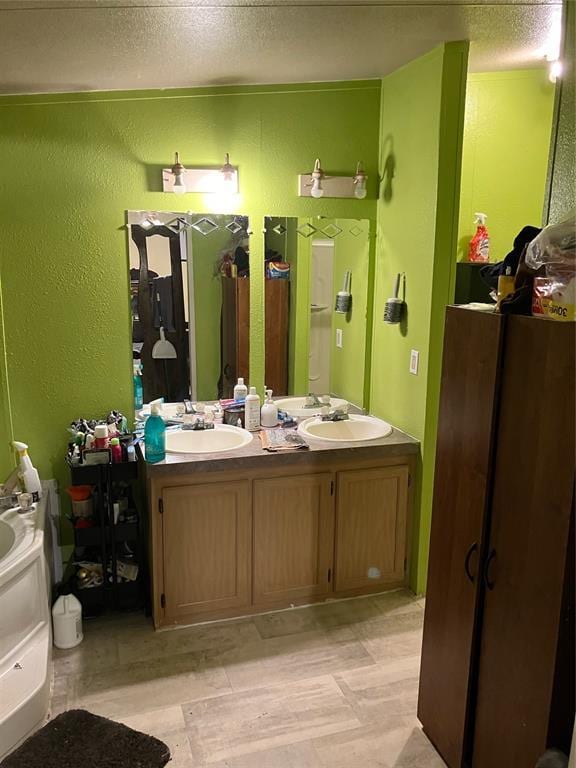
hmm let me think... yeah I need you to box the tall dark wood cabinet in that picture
[221,277,289,398]
[418,306,575,768]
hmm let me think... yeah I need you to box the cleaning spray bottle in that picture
[13,441,42,500]
[468,213,490,263]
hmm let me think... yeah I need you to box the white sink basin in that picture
[298,414,393,443]
[275,396,349,420]
[165,425,253,454]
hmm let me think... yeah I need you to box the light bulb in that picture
[549,59,563,83]
[310,158,325,198]
[220,152,237,195]
[353,162,367,199]
[311,179,324,198]
[171,151,186,194]
[173,177,186,194]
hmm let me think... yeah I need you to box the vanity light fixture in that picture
[162,153,239,194]
[353,162,368,199]
[298,158,369,199]
[171,152,187,195]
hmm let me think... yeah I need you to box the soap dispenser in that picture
[260,389,278,428]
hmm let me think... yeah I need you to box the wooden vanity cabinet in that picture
[253,474,334,605]
[149,455,414,628]
[160,481,252,621]
[335,466,409,593]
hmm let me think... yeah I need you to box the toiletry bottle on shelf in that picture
[245,387,261,431]
[144,403,166,463]
[261,388,278,428]
[94,424,109,449]
[133,361,143,410]
[233,377,248,402]
[468,213,490,263]
[110,438,122,463]
[13,441,42,500]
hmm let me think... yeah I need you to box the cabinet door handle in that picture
[464,542,478,583]
[484,549,497,590]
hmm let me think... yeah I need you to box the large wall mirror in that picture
[127,211,250,404]
[264,217,372,407]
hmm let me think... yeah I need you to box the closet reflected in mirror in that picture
[264,217,371,407]
[127,211,250,405]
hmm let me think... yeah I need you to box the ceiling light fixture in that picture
[353,161,368,199]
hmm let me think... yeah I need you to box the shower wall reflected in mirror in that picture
[264,217,372,407]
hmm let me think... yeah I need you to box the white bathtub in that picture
[0,496,52,759]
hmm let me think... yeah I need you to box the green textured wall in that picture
[0,82,379,507]
[458,69,555,262]
[190,223,233,401]
[330,219,371,408]
[370,42,469,593]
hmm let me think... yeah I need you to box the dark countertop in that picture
[142,424,419,477]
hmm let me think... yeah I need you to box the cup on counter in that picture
[223,404,245,428]
[19,493,33,511]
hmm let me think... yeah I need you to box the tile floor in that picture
[51,590,445,767]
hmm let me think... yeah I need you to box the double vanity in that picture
[143,406,418,629]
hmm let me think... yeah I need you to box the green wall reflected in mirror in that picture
[264,217,372,407]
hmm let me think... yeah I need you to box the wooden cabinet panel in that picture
[253,474,334,604]
[161,481,251,619]
[265,279,289,396]
[418,308,504,768]
[335,465,409,592]
[472,317,575,767]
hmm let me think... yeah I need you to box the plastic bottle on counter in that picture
[233,377,248,402]
[144,403,166,463]
[260,388,278,428]
[133,361,144,410]
[245,387,261,431]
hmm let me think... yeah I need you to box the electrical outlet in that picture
[409,349,419,375]
[336,329,343,348]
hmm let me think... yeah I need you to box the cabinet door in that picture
[253,474,334,605]
[335,465,409,592]
[161,481,251,620]
[472,317,575,767]
[418,307,503,768]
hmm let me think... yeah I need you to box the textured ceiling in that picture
[0,1,562,94]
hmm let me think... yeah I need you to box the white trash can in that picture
[52,594,83,649]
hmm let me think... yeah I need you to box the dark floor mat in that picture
[1,709,171,768]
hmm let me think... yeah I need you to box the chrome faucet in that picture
[320,407,349,422]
